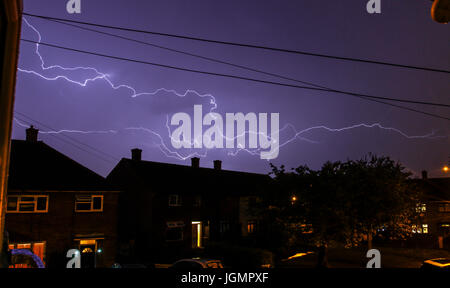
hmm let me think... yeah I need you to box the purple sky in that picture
[13,0,449,178]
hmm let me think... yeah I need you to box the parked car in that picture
[170,258,224,269]
[420,258,450,269]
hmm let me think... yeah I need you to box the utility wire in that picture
[19,39,450,119]
[35,17,450,122]
[22,12,450,75]
[14,111,119,164]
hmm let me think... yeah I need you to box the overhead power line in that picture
[20,39,450,108]
[34,17,450,122]
[19,39,450,119]
[14,111,119,164]
[22,12,450,75]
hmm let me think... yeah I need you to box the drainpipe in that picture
[0,0,23,268]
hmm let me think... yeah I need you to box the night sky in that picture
[12,0,449,178]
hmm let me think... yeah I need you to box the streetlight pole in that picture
[0,0,23,268]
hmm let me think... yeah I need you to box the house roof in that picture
[413,177,450,202]
[8,139,112,191]
[107,158,271,196]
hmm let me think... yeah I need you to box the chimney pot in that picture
[422,170,428,179]
[26,125,39,142]
[131,148,142,161]
[191,157,200,168]
[213,160,222,170]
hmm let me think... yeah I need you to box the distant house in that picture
[5,126,120,268]
[107,149,271,264]
[412,171,450,249]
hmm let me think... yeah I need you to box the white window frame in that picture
[168,194,182,207]
[166,221,184,241]
[193,195,202,207]
[412,223,429,234]
[6,195,49,213]
[75,195,104,212]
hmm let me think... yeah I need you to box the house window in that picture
[438,203,450,213]
[247,220,257,234]
[8,242,46,268]
[166,221,184,241]
[75,195,103,212]
[6,196,48,213]
[412,224,429,234]
[193,196,202,207]
[220,221,230,235]
[416,203,426,213]
[168,195,182,207]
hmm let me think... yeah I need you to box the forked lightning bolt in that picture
[16,18,447,162]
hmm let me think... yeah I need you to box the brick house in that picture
[5,126,120,268]
[107,149,270,264]
[412,171,450,249]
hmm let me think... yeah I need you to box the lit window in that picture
[6,196,48,213]
[247,220,257,234]
[438,203,450,213]
[168,195,182,207]
[416,203,426,213]
[412,224,428,234]
[8,242,46,268]
[82,247,93,253]
[75,195,103,212]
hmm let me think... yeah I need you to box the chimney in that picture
[213,160,222,170]
[191,157,200,168]
[26,125,39,142]
[422,170,428,179]
[131,148,142,161]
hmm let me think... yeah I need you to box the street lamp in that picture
[431,0,450,24]
[443,166,449,173]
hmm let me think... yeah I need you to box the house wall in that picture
[5,190,119,267]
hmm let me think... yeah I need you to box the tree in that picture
[261,154,419,267]
[341,154,419,249]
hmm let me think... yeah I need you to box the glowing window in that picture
[80,240,96,245]
[438,203,450,212]
[82,248,93,253]
[416,203,426,213]
[412,224,429,234]
[8,242,46,268]
[247,220,257,234]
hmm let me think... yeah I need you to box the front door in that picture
[192,221,202,248]
[79,239,96,268]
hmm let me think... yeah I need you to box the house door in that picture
[79,240,97,268]
[192,221,202,248]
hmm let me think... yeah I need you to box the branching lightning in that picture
[16,18,447,162]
